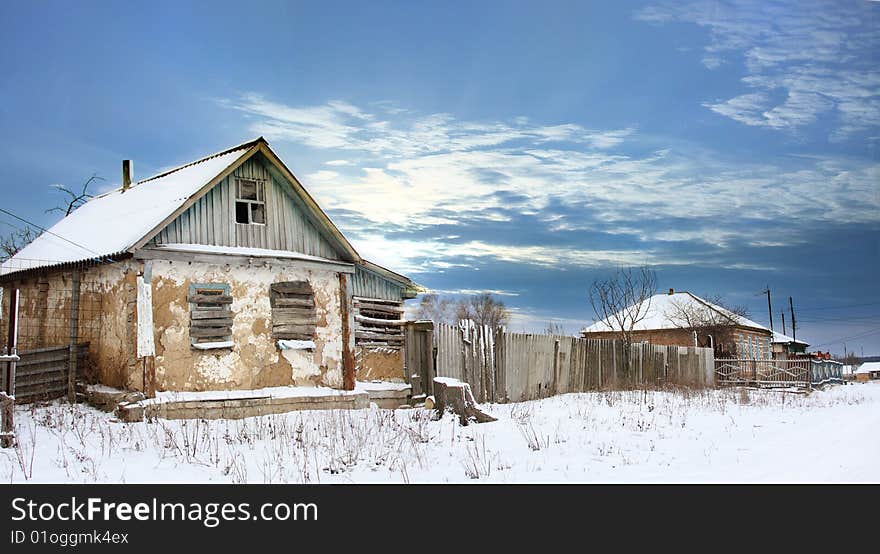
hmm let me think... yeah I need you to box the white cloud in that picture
[636,1,880,139]
[221,96,880,274]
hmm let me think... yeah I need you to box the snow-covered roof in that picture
[0,137,422,291]
[1,139,258,275]
[855,362,880,374]
[771,330,809,346]
[582,291,770,333]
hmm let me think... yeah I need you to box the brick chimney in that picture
[122,160,133,192]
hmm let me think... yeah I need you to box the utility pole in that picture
[781,310,787,335]
[763,287,774,333]
[789,296,797,342]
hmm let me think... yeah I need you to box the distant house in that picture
[855,362,880,382]
[0,138,418,397]
[771,331,809,359]
[581,289,773,358]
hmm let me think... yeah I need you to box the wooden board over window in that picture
[353,296,404,349]
[271,281,316,340]
[188,283,233,348]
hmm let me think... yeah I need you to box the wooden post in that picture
[494,327,505,403]
[552,338,560,396]
[424,324,435,397]
[68,270,81,403]
[339,273,356,391]
[3,289,19,448]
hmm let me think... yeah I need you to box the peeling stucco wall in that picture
[85,262,139,389]
[149,259,344,392]
[1,261,139,390]
[355,347,405,382]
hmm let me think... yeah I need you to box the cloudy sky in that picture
[1,1,878,353]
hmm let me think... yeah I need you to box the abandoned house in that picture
[581,289,773,358]
[0,137,418,399]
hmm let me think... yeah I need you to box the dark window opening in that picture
[235,201,250,224]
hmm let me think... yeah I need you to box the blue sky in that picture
[1,0,878,354]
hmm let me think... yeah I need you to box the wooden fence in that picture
[431,322,714,403]
[10,343,89,403]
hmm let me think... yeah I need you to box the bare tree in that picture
[455,293,510,329]
[588,265,657,372]
[47,174,103,216]
[414,293,456,324]
[544,321,565,335]
[666,294,749,329]
[665,293,750,356]
[1,173,101,263]
[0,227,39,262]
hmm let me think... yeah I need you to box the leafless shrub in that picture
[462,435,492,479]
[518,421,550,451]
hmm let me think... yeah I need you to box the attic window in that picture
[271,281,317,341]
[188,283,234,349]
[235,178,266,225]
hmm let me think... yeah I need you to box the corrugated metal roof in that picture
[1,139,258,275]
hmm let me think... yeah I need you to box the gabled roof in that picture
[771,330,809,346]
[855,361,880,374]
[582,291,770,334]
[0,138,365,276]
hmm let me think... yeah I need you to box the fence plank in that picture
[428,324,715,404]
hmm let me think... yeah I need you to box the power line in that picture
[812,326,880,348]
[796,301,880,312]
[0,207,99,256]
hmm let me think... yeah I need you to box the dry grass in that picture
[0,384,868,483]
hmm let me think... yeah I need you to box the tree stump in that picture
[432,377,497,425]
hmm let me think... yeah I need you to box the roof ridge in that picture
[137,137,263,185]
[88,137,264,201]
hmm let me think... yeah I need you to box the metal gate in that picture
[714,358,810,388]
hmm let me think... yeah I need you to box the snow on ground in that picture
[2,383,878,483]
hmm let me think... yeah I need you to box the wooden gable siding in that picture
[351,265,405,302]
[153,156,342,260]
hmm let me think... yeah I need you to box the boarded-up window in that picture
[271,281,316,340]
[353,296,404,349]
[188,283,233,349]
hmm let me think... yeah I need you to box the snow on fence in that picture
[432,322,714,403]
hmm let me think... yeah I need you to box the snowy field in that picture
[2,383,878,484]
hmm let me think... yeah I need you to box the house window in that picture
[353,296,404,349]
[235,178,266,225]
[271,281,316,341]
[188,283,233,349]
